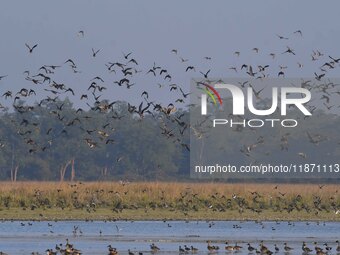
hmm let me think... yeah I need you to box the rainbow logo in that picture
[197,82,223,106]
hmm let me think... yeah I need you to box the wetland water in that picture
[0,220,339,254]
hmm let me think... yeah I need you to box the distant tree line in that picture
[0,97,338,183]
[0,98,189,181]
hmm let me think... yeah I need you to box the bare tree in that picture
[100,166,108,180]
[10,165,18,182]
[70,158,76,182]
[60,160,72,182]
[10,143,18,182]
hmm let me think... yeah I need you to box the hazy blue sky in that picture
[0,0,340,107]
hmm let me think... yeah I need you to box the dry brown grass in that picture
[0,182,336,199]
[0,182,338,220]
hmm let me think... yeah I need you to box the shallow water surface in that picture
[0,220,339,254]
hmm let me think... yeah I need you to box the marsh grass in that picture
[0,182,338,221]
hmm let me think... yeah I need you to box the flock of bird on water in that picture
[1,237,340,255]
[0,182,338,254]
[42,239,340,255]
[0,29,339,157]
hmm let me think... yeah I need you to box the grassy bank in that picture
[0,182,339,221]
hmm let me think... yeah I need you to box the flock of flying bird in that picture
[0,27,339,255]
[1,39,193,154]
[0,29,339,158]
[3,181,336,218]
